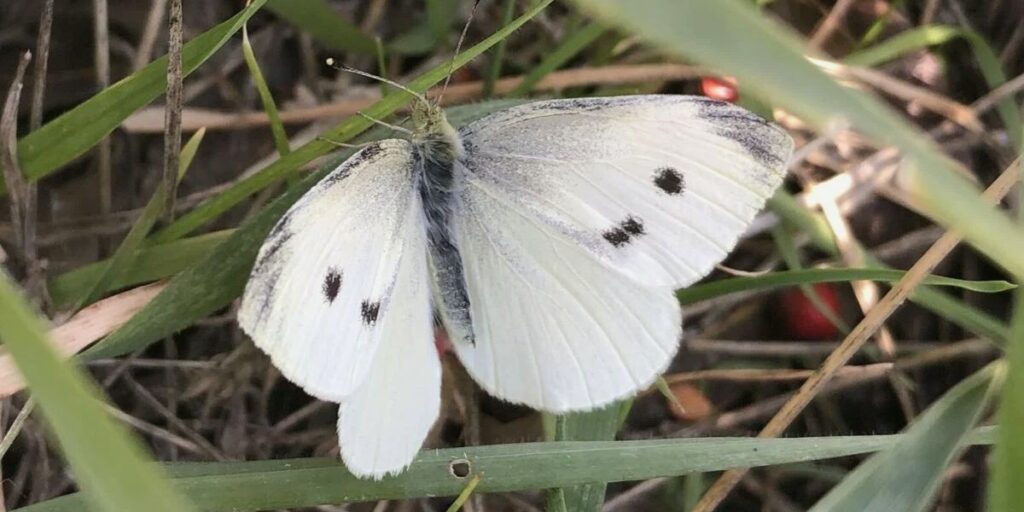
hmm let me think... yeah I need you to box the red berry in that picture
[779,283,842,340]
[701,76,739,103]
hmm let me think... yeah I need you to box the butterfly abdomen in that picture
[416,133,475,346]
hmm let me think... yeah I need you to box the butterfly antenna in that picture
[436,0,482,106]
[326,58,431,110]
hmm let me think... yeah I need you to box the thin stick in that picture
[93,0,113,223]
[691,160,1021,512]
[162,0,184,220]
[808,0,857,49]
[133,0,169,70]
[123,63,703,133]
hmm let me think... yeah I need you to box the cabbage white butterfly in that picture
[238,92,793,478]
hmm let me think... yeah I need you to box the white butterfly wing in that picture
[239,139,426,403]
[458,95,793,289]
[450,95,792,411]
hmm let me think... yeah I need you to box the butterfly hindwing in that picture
[239,139,428,403]
[449,95,793,411]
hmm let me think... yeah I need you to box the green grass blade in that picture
[47,230,232,309]
[71,129,206,310]
[241,27,289,156]
[264,0,375,55]
[843,25,962,67]
[676,268,1014,306]
[483,0,518,98]
[0,273,196,512]
[989,297,1024,510]
[148,1,552,245]
[511,21,606,96]
[809,362,1002,512]
[546,401,629,512]
[16,429,996,512]
[566,0,1024,281]
[4,1,265,194]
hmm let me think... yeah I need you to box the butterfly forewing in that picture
[457,95,793,290]
[238,139,429,403]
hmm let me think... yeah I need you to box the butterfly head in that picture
[411,101,462,160]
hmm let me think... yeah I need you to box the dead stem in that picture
[162,0,184,220]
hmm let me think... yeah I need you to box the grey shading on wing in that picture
[449,95,793,411]
[238,139,429,403]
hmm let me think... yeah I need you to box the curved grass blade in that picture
[148,0,552,245]
[241,27,289,156]
[990,298,1024,511]
[265,0,375,55]
[71,129,206,310]
[16,428,995,512]
[809,362,1002,512]
[676,268,1015,306]
[0,273,195,512]
[566,0,1024,281]
[3,1,265,194]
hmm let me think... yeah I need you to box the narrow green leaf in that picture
[567,0,1024,282]
[843,25,962,67]
[483,0,518,98]
[149,2,552,245]
[809,362,1002,512]
[989,297,1024,511]
[264,0,375,55]
[47,230,232,309]
[0,273,195,512]
[241,27,289,156]
[17,429,996,512]
[4,0,265,193]
[72,129,206,310]
[511,22,606,96]
[546,401,629,512]
[675,268,1015,306]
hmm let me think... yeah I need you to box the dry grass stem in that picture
[0,283,166,398]
[122,64,702,133]
[162,0,184,220]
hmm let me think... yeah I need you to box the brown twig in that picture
[691,160,1021,511]
[162,0,184,220]
[122,63,702,133]
[93,0,113,225]
[0,283,166,398]
[808,0,857,49]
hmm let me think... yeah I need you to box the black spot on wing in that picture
[361,300,381,326]
[654,167,685,195]
[322,268,343,303]
[621,216,645,236]
[603,216,646,248]
[603,227,630,247]
[695,99,786,168]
